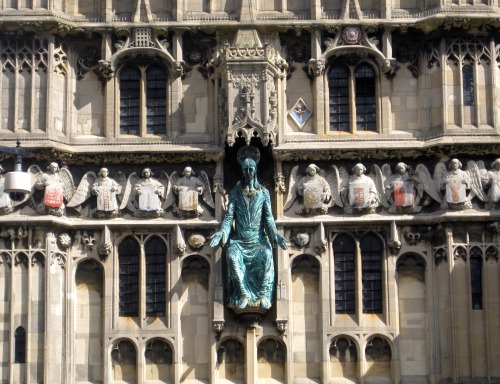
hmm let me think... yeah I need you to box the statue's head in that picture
[183,167,194,177]
[395,162,407,174]
[491,159,500,170]
[449,159,461,170]
[99,168,109,177]
[352,163,366,176]
[241,158,257,183]
[47,162,59,173]
[306,164,319,176]
[142,168,153,178]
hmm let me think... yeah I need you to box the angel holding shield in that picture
[120,168,168,218]
[33,162,75,216]
[167,167,214,217]
[284,164,331,215]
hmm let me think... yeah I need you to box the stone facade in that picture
[0,0,499,383]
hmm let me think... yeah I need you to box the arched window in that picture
[360,233,383,314]
[333,234,356,314]
[328,61,377,132]
[462,65,475,106]
[119,63,167,136]
[470,251,483,310]
[145,236,167,317]
[14,326,26,363]
[118,237,140,317]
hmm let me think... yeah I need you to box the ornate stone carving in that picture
[51,252,66,268]
[435,159,486,210]
[187,234,206,250]
[322,26,397,77]
[53,42,68,76]
[120,168,168,218]
[174,225,186,256]
[404,232,422,246]
[57,233,72,250]
[31,163,75,217]
[166,167,214,218]
[213,320,225,333]
[484,159,500,210]
[339,163,380,214]
[275,319,288,333]
[67,168,126,218]
[293,232,310,248]
[284,164,332,215]
[378,162,441,214]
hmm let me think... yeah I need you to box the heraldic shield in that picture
[446,178,467,204]
[177,186,198,212]
[138,184,162,212]
[303,179,325,210]
[44,184,64,208]
[393,180,415,207]
[350,181,370,209]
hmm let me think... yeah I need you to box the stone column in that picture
[245,327,258,384]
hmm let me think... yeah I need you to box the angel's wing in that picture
[466,161,487,202]
[283,166,299,212]
[114,171,127,201]
[58,168,75,201]
[67,172,97,208]
[416,164,441,203]
[158,171,169,200]
[373,165,389,208]
[325,165,345,208]
[199,171,215,209]
[120,172,140,211]
[164,171,178,209]
[433,162,447,193]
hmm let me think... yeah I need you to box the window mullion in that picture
[140,66,147,137]
[140,242,146,327]
[355,239,362,323]
[349,67,356,133]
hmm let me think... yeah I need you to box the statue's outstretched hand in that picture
[275,233,288,250]
[209,231,224,248]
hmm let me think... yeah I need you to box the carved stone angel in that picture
[376,162,441,213]
[434,159,486,210]
[165,167,215,218]
[120,168,169,218]
[337,163,381,214]
[68,168,126,218]
[284,164,332,215]
[484,159,500,210]
[30,162,75,216]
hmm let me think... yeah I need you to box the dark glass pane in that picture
[119,67,141,135]
[361,233,383,314]
[146,66,167,135]
[328,66,350,131]
[463,65,475,106]
[118,237,140,316]
[333,234,356,314]
[14,327,26,363]
[355,65,376,132]
[145,236,167,316]
[470,256,482,310]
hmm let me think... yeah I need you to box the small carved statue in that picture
[284,164,331,215]
[166,167,214,217]
[120,168,169,217]
[31,162,75,216]
[434,159,486,210]
[68,168,125,217]
[210,146,287,312]
[341,163,380,214]
[378,162,441,213]
[484,158,500,210]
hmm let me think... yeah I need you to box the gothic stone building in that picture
[0,0,499,383]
